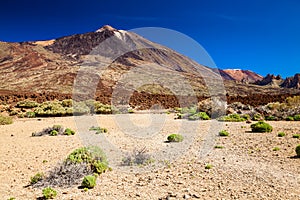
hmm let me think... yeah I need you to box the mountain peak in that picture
[96,25,117,32]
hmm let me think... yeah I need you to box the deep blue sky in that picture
[1,0,299,78]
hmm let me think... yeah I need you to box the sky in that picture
[0,0,300,78]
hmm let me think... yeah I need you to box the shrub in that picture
[265,116,277,121]
[30,172,44,184]
[0,114,13,125]
[253,113,263,121]
[273,147,280,151]
[294,114,300,121]
[122,147,153,166]
[42,187,57,199]
[128,108,134,113]
[16,100,39,108]
[167,134,184,142]
[293,134,300,138]
[205,164,213,169]
[66,146,108,174]
[7,197,15,200]
[286,116,294,121]
[188,112,210,120]
[64,128,75,136]
[81,175,96,189]
[214,145,224,149]
[219,130,229,137]
[25,111,36,118]
[277,132,286,137]
[218,114,245,122]
[296,145,300,157]
[251,121,273,132]
[89,126,108,134]
[50,130,58,136]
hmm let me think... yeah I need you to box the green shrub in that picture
[89,126,108,134]
[253,113,263,121]
[167,134,184,142]
[64,128,75,136]
[294,114,300,121]
[218,114,246,122]
[0,114,13,125]
[7,197,16,200]
[81,175,96,189]
[30,172,44,184]
[219,130,229,137]
[205,164,213,169]
[128,108,134,113]
[188,112,210,120]
[273,147,280,151]
[42,187,57,199]
[292,134,300,138]
[265,116,277,121]
[50,130,58,136]
[286,116,294,121]
[296,145,300,157]
[250,121,273,132]
[214,145,224,149]
[66,146,108,174]
[25,111,36,118]
[16,100,39,108]
[277,132,286,137]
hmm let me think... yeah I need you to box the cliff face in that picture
[281,74,300,89]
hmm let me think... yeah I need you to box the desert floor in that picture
[0,113,299,200]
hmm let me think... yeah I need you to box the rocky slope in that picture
[0,25,299,107]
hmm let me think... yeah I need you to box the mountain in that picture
[255,73,300,89]
[218,69,263,83]
[0,25,299,108]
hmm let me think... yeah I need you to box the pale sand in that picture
[0,114,299,199]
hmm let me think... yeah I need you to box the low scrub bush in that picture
[188,112,210,120]
[16,100,39,108]
[32,125,75,137]
[265,115,277,121]
[286,116,294,121]
[251,121,273,132]
[42,187,57,199]
[273,147,280,151]
[167,134,184,142]
[81,175,96,189]
[218,114,246,122]
[294,114,300,121]
[89,126,108,134]
[205,164,213,169]
[296,145,300,157]
[293,134,300,138]
[219,130,229,137]
[0,114,13,125]
[122,147,153,166]
[277,132,286,137]
[30,172,44,185]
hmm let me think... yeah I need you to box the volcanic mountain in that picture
[0,25,299,107]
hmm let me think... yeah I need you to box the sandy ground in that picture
[0,113,299,199]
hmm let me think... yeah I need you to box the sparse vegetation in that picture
[175,106,210,120]
[292,134,300,138]
[32,125,75,137]
[122,147,153,166]
[219,130,229,137]
[42,187,57,199]
[214,145,224,149]
[0,114,13,125]
[30,172,44,184]
[250,121,273,132]
[296,145,300,157]
[218,114,246,122]
[205,164,213,169]
[277,132,286,137]
[273,147,280,151]
[167,134,184,142]
[286,116,294,121]
[89,126,108,134]
[81,175,96,189]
